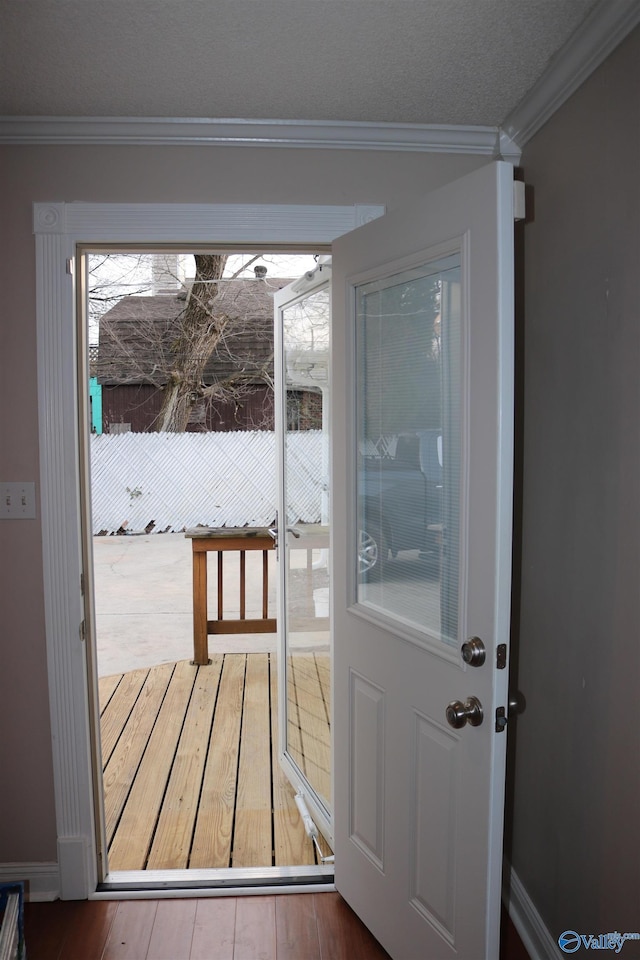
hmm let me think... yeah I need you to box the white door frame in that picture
[33,200,384,900]
[274,267,334,847]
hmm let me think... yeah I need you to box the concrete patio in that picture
[93,532,278,676]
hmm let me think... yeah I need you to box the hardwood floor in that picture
[24,893,530,959]
[99,654,332,872]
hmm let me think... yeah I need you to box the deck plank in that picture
[101,653,332,873]
[108,660,198,870]
[102,662,175,849]
[232,653,273,866]
[189,654,245,868]
[315,653,331,717]
[98,673,124,713]
[293,655,329,725]
[290,654,331,806]
[146,656,223,869]
[286,657,307,779]
[270,655,316,867]
[99,668,150,765]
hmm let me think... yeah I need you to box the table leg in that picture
[192,547,211,665]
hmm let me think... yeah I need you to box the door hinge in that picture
[496,643,507,669]
[513,181,526,222]
[495,706,508,733]
[79,620,86,642]
[66,257,74,276]
[80,573,85,595]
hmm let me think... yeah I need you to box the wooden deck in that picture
[98,653,332,872]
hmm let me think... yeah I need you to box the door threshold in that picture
[94,865,334,899]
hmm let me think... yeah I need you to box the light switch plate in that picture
[2,482,37,518]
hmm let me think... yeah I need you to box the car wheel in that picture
[359,524,387,581]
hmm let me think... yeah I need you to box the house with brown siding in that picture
[96,275,321,432]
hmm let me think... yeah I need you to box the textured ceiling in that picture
[0,0,599,126]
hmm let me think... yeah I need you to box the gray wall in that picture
[0,144,484,864]
[511,25,640,947]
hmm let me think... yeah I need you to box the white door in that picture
[274,268,334,846]
[331,161,514,959]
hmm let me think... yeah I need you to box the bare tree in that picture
[91,252,295,433]
[155,253,227,431]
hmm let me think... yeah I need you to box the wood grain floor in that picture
[23,893,530,959]
[99,653,332,872]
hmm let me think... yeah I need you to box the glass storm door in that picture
[331,162,514,959]
[273,266,333,845]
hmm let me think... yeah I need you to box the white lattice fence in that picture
[90,431,323,535]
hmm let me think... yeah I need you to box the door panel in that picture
[274,270,333,843]
[332,162,514,959]
[349,670,385,866]
[411,712,458,940]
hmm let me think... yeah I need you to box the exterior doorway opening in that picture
[78,247,333,888]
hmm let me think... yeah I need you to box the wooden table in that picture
[185,527,276,665]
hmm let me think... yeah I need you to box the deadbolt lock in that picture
[446,695,484,729]
[461,636,486,667]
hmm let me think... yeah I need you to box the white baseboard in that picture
[504,866,563,960]
[0,863,59,901]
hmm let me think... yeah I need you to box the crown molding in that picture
[0,116,504,155]
[503,0,640,148]
[5,0,636,156]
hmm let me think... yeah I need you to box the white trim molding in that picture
[34,200,383,900]
[504,866,564,960]
[503,0,640,147]
[0,116,503,154]
[0,863,60,902]
[34,202,385,245]
[3,2,639,155]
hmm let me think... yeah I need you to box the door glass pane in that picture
[281,285,331,811]
[355,254,461,645]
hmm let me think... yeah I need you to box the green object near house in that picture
[89,377,103,434]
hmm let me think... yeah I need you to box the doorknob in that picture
[446,696,484,729]
[461,636,486,667]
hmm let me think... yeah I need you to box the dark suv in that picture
[358,429,442,579]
